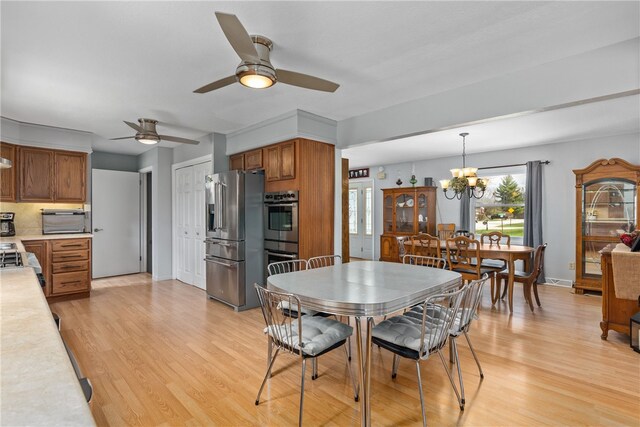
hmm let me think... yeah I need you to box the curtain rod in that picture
[478,160,550,171]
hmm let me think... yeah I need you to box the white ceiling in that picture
[1,1,639,156]
[342,94,640,167]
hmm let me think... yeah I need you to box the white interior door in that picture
[348,181,374,260]
[92,169,141,278]
[175,161,211,289]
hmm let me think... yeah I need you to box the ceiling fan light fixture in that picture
[237,64,276,89]
[136,135,160,145]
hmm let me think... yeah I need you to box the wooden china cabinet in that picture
[379,186,436,262]
[573,158,640,293]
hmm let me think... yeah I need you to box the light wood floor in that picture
[50,274,640,426]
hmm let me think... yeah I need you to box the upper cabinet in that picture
[229,153,244,171]
[265,141,295,181]
[0,142,17,202]
[19,146,55,202]
[54,151,86,202]
[244,149,263,171]
[13,145,87,203]
[573,158,640,294]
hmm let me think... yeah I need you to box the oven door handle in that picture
[265,250,297,259]
[205,257,238,267]
[265,203,296,208]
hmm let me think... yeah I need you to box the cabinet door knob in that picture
[93,228,103,232]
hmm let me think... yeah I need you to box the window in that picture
[349,188,358,234]
[473,166,526,244]
[364,187,372,235]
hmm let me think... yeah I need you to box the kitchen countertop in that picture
[0,234,93,252]
[0,267,96,426]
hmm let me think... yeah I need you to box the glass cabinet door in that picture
[583,179,637,238]
[395,192,414,233]
[384,194,394,233]
[417,192,428,233]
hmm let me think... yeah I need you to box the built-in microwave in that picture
[263,191,299,243]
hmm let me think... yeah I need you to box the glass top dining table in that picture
[267,260,462,427]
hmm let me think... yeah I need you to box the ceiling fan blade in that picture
[215,12,259,62]
[276,69,340,93]
[124,120,144,132]
[110,136,134,140]
[159,135,200,145]
[194,75,237,94]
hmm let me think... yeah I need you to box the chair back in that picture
[437,223,455,240]
[446,236,481,273]
[410,233,441,258]
[415,286,465,359]
[254,284,303,358]
[268,260,307,276]
[453,274,489,335]
[402,255,447,269]
[481,231,510,246]
[307,255,342,269]
[454,229,475,239]
[530,243,548,282]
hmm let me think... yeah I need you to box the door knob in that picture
[93,228,103,232]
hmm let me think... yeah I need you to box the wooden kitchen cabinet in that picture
[0,142,17,202]
[54,151,86,202]
[379,186,437,262]
[22,240,50,296]
[17,146,86,202]
[244,149,263,170]
[265,140,295,181]
[50,237,92,299]
[18,146,55,202]
[229,153,244,171]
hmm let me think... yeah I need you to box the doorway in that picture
[173,160,212,289]
[92,169,142,278]
[348,180,374,260]
[140,170,152,274]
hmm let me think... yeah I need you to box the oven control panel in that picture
[264,191,299,203]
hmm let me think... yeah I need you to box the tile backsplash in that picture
[0,202,87,235]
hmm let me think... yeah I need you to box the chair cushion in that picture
[277,300,318,317]
[372,305,453,353]
[452,266,495,277]
[481,259,506,269]
[266,316,352,357]
[406,305,472,336]
[497,269,529,279]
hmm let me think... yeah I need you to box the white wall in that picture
[366,132,640,284]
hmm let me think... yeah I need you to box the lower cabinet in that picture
[23,237,92,300]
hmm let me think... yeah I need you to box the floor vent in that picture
[545,277,573,287]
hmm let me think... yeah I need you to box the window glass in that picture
[365,187,372,235]
[474,167,526,244]
[349,188,358,234]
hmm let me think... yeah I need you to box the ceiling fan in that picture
[194,12,340,94]
[111,119,199,145]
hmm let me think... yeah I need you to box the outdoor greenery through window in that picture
[473,167,526,244]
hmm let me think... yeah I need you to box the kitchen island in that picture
[0,238,95,426]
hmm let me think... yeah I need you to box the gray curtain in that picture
[524,160,545,282]
[459,191,471,232]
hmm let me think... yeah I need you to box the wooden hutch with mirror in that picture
[573,158,640,293]
[379,186,436,262]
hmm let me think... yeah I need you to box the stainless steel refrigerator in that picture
[205,170,264,311]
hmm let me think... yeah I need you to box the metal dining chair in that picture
[371,285,466,426]
[254,284,358,426]
[307,254,341,269]
[406,274,489,409]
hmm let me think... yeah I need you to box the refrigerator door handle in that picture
[265,250,297,259]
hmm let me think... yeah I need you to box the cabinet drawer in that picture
[52,260,90,274]
[52,249,89,263]
[52,271,90,295]
[51,239,89,252]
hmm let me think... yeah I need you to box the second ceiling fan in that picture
[194,12,340,94]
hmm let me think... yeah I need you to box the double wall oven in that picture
[264,191,299,276]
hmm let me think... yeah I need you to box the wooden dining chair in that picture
[254,284,358,426]
[410,233,441,258]
[446,236,496,295]
[454,229,475,239]
[402,254,447,269]
[437,223,455,240]
[496,244,547,312]
[479,232,511,282]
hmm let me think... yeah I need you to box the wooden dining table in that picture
[267,261,462,427]
[405,240,535,312]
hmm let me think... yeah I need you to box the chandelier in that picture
[439,133,487,200]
